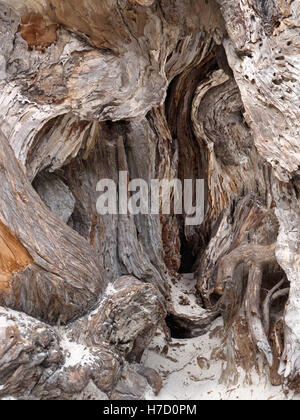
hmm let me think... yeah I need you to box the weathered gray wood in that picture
[0,129,103,324]
[0,276,166,400]
[0,0,299,398]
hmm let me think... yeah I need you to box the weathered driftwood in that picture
[263,278,285,336]
[0,129,103,325]
[0,276,166,400]
[0,0,299,399]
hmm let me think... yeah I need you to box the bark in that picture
[0,0,299,399]
[0,128,103,325]
[0,276,166,400]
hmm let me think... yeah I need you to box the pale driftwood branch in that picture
[263,278,285,336]
[245,265,273,366]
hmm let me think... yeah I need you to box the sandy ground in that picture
[142,274,299,401]
[1,275,298,400]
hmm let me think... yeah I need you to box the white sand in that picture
[60,338,96,368]
[142,274,300,401]
[1,279,299,400]
[170,273,207,318]
[142,318,300,400]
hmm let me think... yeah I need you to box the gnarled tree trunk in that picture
[0,0,299,399]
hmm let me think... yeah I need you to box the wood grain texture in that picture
[0,129,103,324]
[0,0,299,398]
